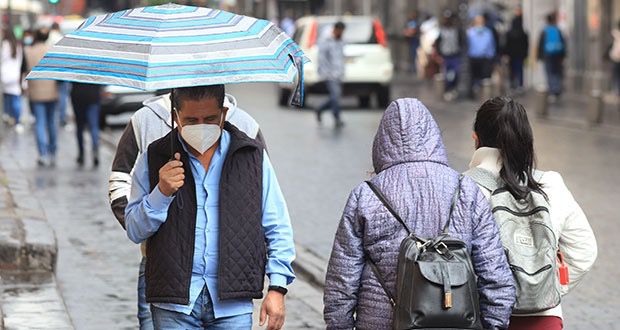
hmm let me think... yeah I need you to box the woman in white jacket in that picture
[1,28,23,132]
[467,97,597,330]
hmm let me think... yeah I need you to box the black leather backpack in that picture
[365,175,483,329]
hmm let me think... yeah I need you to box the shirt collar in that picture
[469,147,502,175]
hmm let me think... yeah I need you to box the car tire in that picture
[279,88,292,107]
[358,95,371,108]
[377,85,391,108]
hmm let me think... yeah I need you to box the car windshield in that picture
[317,19,375,44]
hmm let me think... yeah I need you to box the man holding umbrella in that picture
[125,84,295,329]
[26,4,307,328]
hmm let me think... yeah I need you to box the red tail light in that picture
[373,19,387,48]
[308,20,318,48]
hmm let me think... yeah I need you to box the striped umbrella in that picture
[27,3,308,106]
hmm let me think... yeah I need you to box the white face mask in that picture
[175,109,223,154]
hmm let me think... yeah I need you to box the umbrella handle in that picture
[170,89,175,159]
[289,55,305,107]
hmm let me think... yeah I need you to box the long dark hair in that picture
[474,97,546,200]
[2,28,18,58]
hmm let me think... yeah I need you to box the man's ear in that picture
[222,107,229,120]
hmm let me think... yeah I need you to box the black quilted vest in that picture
[145,122,265,304]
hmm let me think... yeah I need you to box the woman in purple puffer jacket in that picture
[323,98,516,330]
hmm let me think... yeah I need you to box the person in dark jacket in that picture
[323,98,516,330]
[123,85,295,330]
[537,12,566,98]
[435,12,465,101]
[504,13,529,92]
[70,82,102,166]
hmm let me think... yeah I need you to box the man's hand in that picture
[157,153,184,197]
[259,290,285,330]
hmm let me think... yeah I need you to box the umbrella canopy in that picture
[27,3,308,104]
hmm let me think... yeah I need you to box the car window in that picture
[318,19,375,44]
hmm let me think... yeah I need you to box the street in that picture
[0,79,618,329]
[98,80,619,329]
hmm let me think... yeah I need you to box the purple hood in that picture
[323,99,515,330]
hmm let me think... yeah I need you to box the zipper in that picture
[510,264,552,276]
[492,206,549,217]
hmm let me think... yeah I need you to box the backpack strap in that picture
[442,174,464,235]
[364,180,409,308]
[365,181,412,235]
[463,167,500,193]
[365,252,396,307]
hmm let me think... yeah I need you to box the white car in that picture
[279,16,394,108]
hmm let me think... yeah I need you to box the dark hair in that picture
[546,12,557,25]
[474,97,546,200]
[171,84,225,111]
[510,15,524,33]
[334,22,345,30]
[2,28,17,58]
[34,29,49,43]
[51,22,60,31]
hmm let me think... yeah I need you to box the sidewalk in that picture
[0,129,73,329]
[393,71,620,133]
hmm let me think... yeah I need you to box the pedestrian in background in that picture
[467,15,496,98]
[280,10,296,37]
[503,11,529,93]
[316,22,345,128]
[22,29,34,46]
[435,12,464,101]
[537,12,566,101]
[70,82,102,167]
[467,97,597,330]
[419,15,441,80]
[607,20,620,95]
[2,28,24,133]
[22,29,59,167]
[48,23,70,127]
[403,11,420,74]
[324,98,515,329]
[108,89,264,329]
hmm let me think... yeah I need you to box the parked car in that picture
[279,15,394,108]
[100,86,156,127]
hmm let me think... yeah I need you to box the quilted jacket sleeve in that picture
[324,187,364,329]
[469,187,516,330]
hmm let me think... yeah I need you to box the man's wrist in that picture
[268,285,288,296]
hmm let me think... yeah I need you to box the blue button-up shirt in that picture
[125,130,296,317]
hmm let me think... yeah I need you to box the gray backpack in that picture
[464,168,561,314]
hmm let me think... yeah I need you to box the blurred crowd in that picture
[402,7,569,102]
[2,22,101,167]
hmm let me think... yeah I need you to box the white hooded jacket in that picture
[468,147,598,319]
